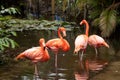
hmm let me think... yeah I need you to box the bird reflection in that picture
[74,57,108,80]
[88,58,108,72]
[74,60,89,80]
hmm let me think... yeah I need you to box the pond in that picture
[0,28,120,80]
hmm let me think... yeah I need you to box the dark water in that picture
[0,28,120,80]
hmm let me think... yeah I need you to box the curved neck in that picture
[39,42,45,50]
[58,29,63,39]
[83,21,89,36]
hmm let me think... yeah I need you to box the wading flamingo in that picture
[88,34,109,57]
[46,27,70,69]
[74,20,89,61]
[15,38,50,77]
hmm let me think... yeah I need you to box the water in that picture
[0,29,120,80]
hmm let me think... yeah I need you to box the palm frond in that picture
[92,18,100,27]
[99,9,117,37]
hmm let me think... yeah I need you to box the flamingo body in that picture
[46,38,70,53]
[16,47,50,63]
[88,34,109,57]
[88,34,109,48]
[46,27,70,68]
[46,27,70,53]
[15,38,50,77]
[74,20,89,61]
[74,35,88,53]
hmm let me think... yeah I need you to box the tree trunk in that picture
[51,0,55,20]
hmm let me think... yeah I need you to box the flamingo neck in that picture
[58,29,63,39]
[39,42,44,50]
[84,21,89,36]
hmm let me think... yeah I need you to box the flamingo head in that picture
[80,19,87,25]
[59,27,66,37]
[102,42,109,48]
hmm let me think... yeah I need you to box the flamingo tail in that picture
[15,53,25,60]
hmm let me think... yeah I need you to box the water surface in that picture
[0,29,120,80]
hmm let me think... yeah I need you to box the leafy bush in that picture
[0,6,20,21]
[0,29,18,52]
[0,6,20,15]
[0,29,18,64]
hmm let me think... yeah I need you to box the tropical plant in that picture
[0,29,18,52]
[0,6,19,51]
[0,5,20,20]
[57,0,120,37]
[0,6,20,15]
[90,1,120,37]
[0,28,18,64]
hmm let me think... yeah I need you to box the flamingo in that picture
[74,19,89,61]
[88,34,109,57]
[46,27,70,69]
[15,38,50,77]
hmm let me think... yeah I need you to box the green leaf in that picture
[99,9,117,37]
[0,45,4,51]
[3,38,10,47]
[10,31,17,36]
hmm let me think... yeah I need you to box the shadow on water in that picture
[0,29,120,80]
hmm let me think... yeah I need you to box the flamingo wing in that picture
[61,39,70,52]
[46,38,63,50]
[22,47,44,61]
[88,35,109,48]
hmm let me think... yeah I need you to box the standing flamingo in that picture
[15,38,50,77]
[46,27,70,69]
[74,20,89,61]
[88,34,109,57]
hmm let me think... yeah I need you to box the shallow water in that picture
[0,28,120,80]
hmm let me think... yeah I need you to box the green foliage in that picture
[75,0,120,37]
[0,6,20,21]
[0,29,18,52]
[99,10,117,37]
[0,6,20,15]
[1,19,76,31]
[0,37,18,51]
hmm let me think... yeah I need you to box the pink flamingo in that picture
[46,27,70,68]
[15,38,50,77]
[88,34,109,57]
[74,19,89,61]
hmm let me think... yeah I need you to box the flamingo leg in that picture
[95,47,98,57]
[81,51,84,61]
[79,51,84,61]
[55,53,58,69]
[79,52,81,61]
[55,52,58,79]
[34,63,39,78]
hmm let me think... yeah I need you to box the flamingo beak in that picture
[74,49,78,54]
[63,31,66,37]
[80,21,83,25]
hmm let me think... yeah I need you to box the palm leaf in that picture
[99,9,117,37]
[92,18,100,27]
